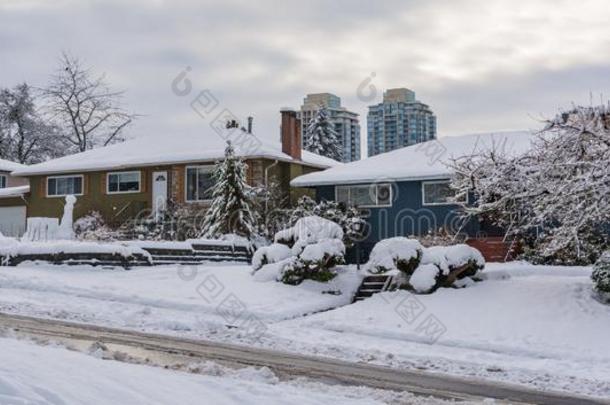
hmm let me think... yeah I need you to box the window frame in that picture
[184,165,215,203]
[335,183,393,208]
[46,174,85,198]
[106,171,142,195]
[0,174,6,189]
[421,180,460,206]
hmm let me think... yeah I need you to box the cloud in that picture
[1,0,610,156]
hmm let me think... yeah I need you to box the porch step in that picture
[352,275,393,303]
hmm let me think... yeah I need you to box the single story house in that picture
[0,159,30,237]
[291,131,536,262]
[11,109,339,229]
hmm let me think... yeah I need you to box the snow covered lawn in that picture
[0,263,361,332]
[0,337,445,405]
[272,262,610,397]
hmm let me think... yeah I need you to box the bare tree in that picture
[41,53,137,152]
[0,83,64,163]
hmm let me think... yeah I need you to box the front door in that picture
[152,171,168,221]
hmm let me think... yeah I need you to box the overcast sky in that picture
[2,0,610,156]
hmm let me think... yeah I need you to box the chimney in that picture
[280,108,302,161]
[247,116,253,134]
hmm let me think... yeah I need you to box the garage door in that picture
[0,206,26,237]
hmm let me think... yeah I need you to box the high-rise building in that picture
[297,93,361,162]
[367,88,436,157]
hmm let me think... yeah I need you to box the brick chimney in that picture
[280,108,302,161]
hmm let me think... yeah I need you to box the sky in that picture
[2,0,610,158]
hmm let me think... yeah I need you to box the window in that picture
[422,181,459,205]
[336,184,392,208]
[107,171,141,194]
[47,175,83,197]
[0,175,6,189]
[186,166,214,202]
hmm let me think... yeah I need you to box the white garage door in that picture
[0,206,26,237]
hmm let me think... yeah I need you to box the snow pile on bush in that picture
[254,216,346,285]
[74,212,117,241]
[592,251,610,303]
[365,238,485,294]
[252,243,292,271]
[275,216,344,255]
[364,237,423,274]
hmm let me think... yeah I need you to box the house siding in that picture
[315,180,481,263]
[22,158,323,228]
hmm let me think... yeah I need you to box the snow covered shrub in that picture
[286,196,365,248]
[252,243,292,271]
[74,211,117,241]
[255,216,346,285]
[364,237,423,275]
[275,216,344,255]
[409,264,443,293]
[410,244,485,293]
[592,252,610,296]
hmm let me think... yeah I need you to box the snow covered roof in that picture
[12,132,340,177]
[0,158,25,173]
[0,185,29,199]
[291,131,536,187]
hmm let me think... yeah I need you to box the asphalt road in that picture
[0,312,607,405]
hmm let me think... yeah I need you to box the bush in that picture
[364,237,423,275]
[74,212,117,241]
[286,196,365,248]
[253,216,346,285]
[409,244,485,294]
[274,216,344,255]
[251,243,292,271]
[592,252,610,294]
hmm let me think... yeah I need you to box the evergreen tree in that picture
[200,141,258,238]
[304,106,342,161]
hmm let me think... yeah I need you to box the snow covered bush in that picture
[412,244,485,293]
[364,237,423,275]
[451,104,610,265]
[74,211,117,241]
[252,243,292,271]
[286,196,365,248]
[254,216,346,285]
[592,252,610,301]
[275,216,344,255]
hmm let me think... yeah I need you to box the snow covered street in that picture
[0,337,454,405]
[0,262,608,399]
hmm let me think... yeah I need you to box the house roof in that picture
[291,131,536,187]
[0,158,25,173]
[12,131,341,177]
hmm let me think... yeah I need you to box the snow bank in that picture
[0,337,383,405]
[364,237,423,274]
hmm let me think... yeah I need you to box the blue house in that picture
[291,131,535,263]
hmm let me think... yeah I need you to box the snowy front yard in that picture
[0,261,608,399]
